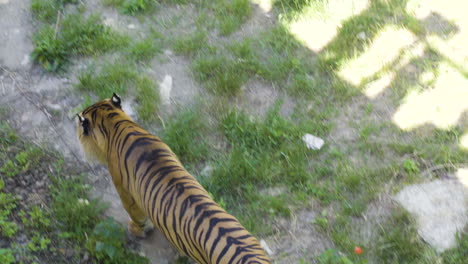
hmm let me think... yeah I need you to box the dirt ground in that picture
[1,0,467,263]
[0,1,330,263]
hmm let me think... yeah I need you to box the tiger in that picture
[76,93,271,264]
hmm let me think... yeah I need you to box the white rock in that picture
[200,165,214,177]
[20,54,30,66]
[103,17,115,27]
[394,179,468,252]
[159,75,173,105]
[358,31,367,40]
[260,239,274,255]
[0,0,10,5]
[302,134,324,150]
[128,24,136,29]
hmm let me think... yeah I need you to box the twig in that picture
[158,114,166,129]
[54,11,61,40]
[1,77,5,95]
[421,163,468,178]
[4,68,93,172]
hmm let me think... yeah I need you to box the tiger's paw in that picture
[127,220,153,238]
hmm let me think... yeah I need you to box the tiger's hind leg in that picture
[115,186,153,238]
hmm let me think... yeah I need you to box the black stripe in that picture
[107,112,119,119]
[208,227,244,260]
[203,218,238,251]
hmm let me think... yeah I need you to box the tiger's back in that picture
[77,94,270,264]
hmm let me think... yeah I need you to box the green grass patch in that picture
[375,208,437,263]
[31,0,60,23]
[162,107,210,166]
[214,0,252,35]
[103,0,156,15]
[126,38,162,62]
[200,104,325,234]
[77,62,159,121]
[173,31,208,57]
[0,118,148,263]
[192,52,249,95]
[441,230,468,264]
[32,12,129,72]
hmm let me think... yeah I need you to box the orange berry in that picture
[354,246,363,255]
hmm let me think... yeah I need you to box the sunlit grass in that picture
[393,63,468,130]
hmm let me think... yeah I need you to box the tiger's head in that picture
[77,93,128,164]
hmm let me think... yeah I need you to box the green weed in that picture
[31,0,59,23]
[103,0,155,15]
[31,26,68,72]
[201,105,319,234]
[215,0,252,35]
[162,108,209,165]
[375,208,437,263]
[32,13,128,72]
[442,230,468,264]
[86,218,148,263]
[51,175,105,240]
[193,53,248,95]
[127,38,162,62]
[173,31,208,57]
[317,249,354,264]
[0,249,15,264]
[135,76,160,121]
[77,62,159,121]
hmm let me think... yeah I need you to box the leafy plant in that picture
[87,218,148,263]
[31,26,68,72]
[403,159,420,175]
[0,249,15,264]
[0,193,18,238]
[317,249,354,264]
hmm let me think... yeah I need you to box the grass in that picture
[103,0,156,15]
[161,107,210,166]
[173,30,208,56]
[31,2,129,72]
[214,0,252,35]
[26,0,468,262]
[77,61,159,121]
[0,119,148,263]
[198,104,328,234]
[375,208,438,263]
[126,38,162,62]
[192,52,250,95]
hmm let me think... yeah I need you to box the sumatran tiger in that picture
[76,94,270,264]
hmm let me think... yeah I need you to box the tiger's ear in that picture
[77,114,90,135]
[111,93,122,109]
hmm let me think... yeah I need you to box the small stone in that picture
[260,186,287,196]
[128,24,136,29]
[47,103,62,111]
[200,165,214,178]
[164,49,173,56]
[18,234,27,243]
[82,252,89,262]
[20,54,30,66]
[159,75,173,105]
[357,31,367,40]
[302,134,324,150]
[260,239,274,255]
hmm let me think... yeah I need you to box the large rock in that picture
[394,177,468,252]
